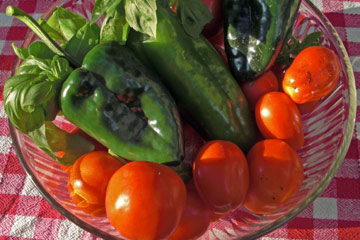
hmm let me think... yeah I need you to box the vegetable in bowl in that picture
[4,0,354,237]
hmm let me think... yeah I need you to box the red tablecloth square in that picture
[287,217,314,239]
[6,26,29,41]
[0,55,16,71]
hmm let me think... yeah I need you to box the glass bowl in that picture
[9,0,356,239]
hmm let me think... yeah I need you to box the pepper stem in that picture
[6,6,81,67]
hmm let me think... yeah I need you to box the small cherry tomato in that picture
[240,71,279,111]
[193,140,249,213]
[169,189,211,240]
[201,0,223,38]
[283,46,341,104]
[244,139,304,214]
[255,92,304,150]
[105,161,187,240]
[68,151,124,216]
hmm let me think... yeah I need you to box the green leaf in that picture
[25,106,46,133]
[12,43,29,60]
[124,0,157,38]
[16,58,43,75]
[65,23,100,64]
[28,121,95,166]
[4,55,71,134]
[38,18,65,43]
[47,6,87,40]
[276,32,322,66]
[29,41,56,59]
[49,55,72,80]
[100,2,130,44]
[92,0,122,22]
[177,0,213,38]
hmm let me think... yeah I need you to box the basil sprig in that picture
[94,0,213,43]
[5,6,97,165]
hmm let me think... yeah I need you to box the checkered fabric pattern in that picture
[0,0,359,239]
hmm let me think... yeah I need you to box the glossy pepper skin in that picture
[127,7,256,152]
[60,42,184,164]
[224,0,301,81]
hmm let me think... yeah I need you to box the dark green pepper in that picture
[127,7,256,152]
[61,42,184,164]
[224,0,301,80]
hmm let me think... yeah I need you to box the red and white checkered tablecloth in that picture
[0,0,359,239]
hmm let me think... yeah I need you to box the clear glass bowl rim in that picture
[8,0,356,239]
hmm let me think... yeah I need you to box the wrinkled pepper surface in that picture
[61,42,184,164]
[127,7,256,152]
[224,0,301,80]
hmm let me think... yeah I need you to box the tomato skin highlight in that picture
[68,151,124,216]
[193,140,249,213]
[105,161,187,240]
[168,190,211,240]
[240,71,279,111]
[283,46,341,104]
[255,92,304,150]
[244,139,304,214]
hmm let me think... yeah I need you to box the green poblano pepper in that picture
[127,7,257,152]
[224,0,301,80]
[60,42,184,164]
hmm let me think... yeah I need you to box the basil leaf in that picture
[49,55,72,80]
[4,56,71,134]
[16,58,44,75]
[38,18,65,43]
[65,23,100,64]
[12,43,29,60]
[177,0,213,38]
[29,41,56,59]
[28,122,95,166]
[47,6,87,40]
[124,0,157,38]
[298,32,322,53]
[92,0,122,22]
[4,74,42,132]
[100,2,130,44]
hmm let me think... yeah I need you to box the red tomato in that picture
[244,139,304,214]
[193,140,249,213]
[60,164,72,174]
[105,161,187,240]
[255,92,304,150]
[209,210,229,222]
[68,151,124,216]
[168,190,211,240]
[283,46,341,104]
[240,71,279,111]
[201,0,223,38]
